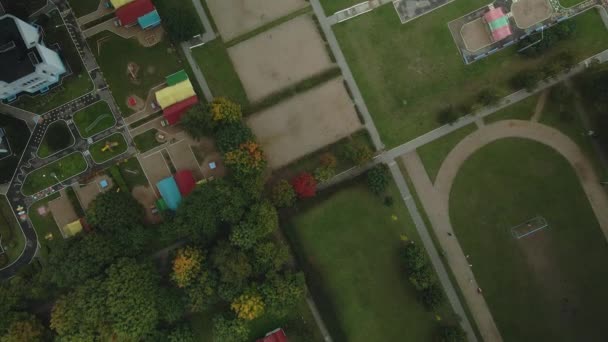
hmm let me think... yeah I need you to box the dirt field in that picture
[74,175,113,210]
[167,140,203,179]
[512,0,553,29]
[228,14,333,102]
[48,190,78,237]
[461,17,493,52]
[139,152,171,195]
[247,78,362,168]
[206,0,309,40]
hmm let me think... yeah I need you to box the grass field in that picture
[133,129,162,153]
[89,133,128,163]
[484,95,540,124]
[28,193,62,261]
[22,153,88,196]
[334,5,608,147]
[319,0,360,15]
[88,32,183,116]
[559,0,584,8]
[37,121,74,158]
[0,195,24,267]
[191,39,249,106]
[287,181,457,342]
[117,157,149,190]
[450,138,608,341]
[417,123,477,182]
[73,101,116,138]
[0,116,29,184]
[68,0,100,17]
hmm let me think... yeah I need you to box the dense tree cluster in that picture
[517,21,576,58]
[402,242,445,310]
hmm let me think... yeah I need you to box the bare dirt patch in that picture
[132,185,161,224]
[139,152,171,195]
[461,17,493,52]
[512,0,553,29]
[48,190,78,237]
[228,14,333,102]
[206,0,309,40]
[247,78,362,168]
[74,175,114,210]
[167,140,203,179]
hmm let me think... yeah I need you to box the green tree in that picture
[210,97,242,124]
[157,288,186,324]
[261,272,306,317]
[211,242,252,300]
[230,201,278,249]
[510,71,541,92]
[477,88,502,106]
[409,266,434,291]
[1,316,46,342]
[154,2,199,42]
[437,106,459,125]
[402,242,427,271]
[171,246,204,288]
[231,292,265,320]
[366,164,389,195]
[314,164,335,183]
[167,324,195,342]
[212,315,249,342]
[180,104,214,139]
[270,180,296,208]
[419,282,445,311]
[339,141,373,165]
[225,141,267,177]
[437,325,467,342]
[185,270,217,312]
[105,259,159,340]
[215,123,254,153]
[251,241,289,274]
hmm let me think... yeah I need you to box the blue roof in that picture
[156,176,182,211]
[138,10,161,29]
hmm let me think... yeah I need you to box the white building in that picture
[0,14,67,102]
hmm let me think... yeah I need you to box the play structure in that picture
[155,70,199,126]
[101,141,120,152]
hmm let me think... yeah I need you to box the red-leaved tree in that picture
[291,173,317,199]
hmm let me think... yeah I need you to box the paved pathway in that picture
[531,90,548,122]
[180,42,214,102]
[0,104,38,131]
[190,0,216,42]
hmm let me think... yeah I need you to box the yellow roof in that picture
[155,80,196,109]
[63,220,83,237]
[110,0,134,9]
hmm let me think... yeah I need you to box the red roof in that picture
[256,329,287,342]
[174,170,196,196]
[163,95,199,125]
[116,0,155,26]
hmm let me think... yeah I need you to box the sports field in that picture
[288,181,457,341]
[450,139,608,341]
[334,5,608,146]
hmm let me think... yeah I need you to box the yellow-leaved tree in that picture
[171,246,203,288]
[230,293,265,320]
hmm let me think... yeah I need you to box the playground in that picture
[88,133,128,164]
[73,101,116,138]
[166,140,203,179]
[228,14,334,101]
[511,0,554,29]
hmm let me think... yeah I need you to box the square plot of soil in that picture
[48,191,78,235]
[512,0,553,29]
[228,15,334,102]
[461,17,493,52]
[167,140,203,179]
[206,0,309,40]
[139,152,171,194]
[247,78,362,168]
[74,175,114,210]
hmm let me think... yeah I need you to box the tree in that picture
[225,141,267,177]
[437,325,467,342]
[157,288,186,324]
[477,88,501,107]
[419,282,445,311]
[154,3,199,42]
[167,324,195,342]
[437,106,459,125]
[408,266,434,291]
[231,292,265,320]
[105,259,159,340]
[171,246,204,288]
[211,242,252,300]
[402,242,427,272]
[510,70,541,92]
[367,164,389,195]
[271,180,296,208]
[261,272,306,317]
[291,172,317,199]
[339,141,373,165]
[230,201,279,249]
[180,104,214,139]
[185,270,217,312]
[319,152,337,168]
[212,315,249,342]
[215,123,254,153]
[251,241,289,274]
[314,164,335,183]
[1,316,46,342]
[210,97,242,124]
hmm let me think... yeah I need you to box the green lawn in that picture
[559,0,584,8]
[89,133,128,164]
[22,153,88,196]
[319,0,360,15]
[37,121,74,158]
[133,129,162,153]
[191,39,249,106]
[334,5,608,147]
[484,95,539,124]
[117,157,150,190]
[450,139,608,341]
[73,101,116,138]
[0,196,25,267]
[287,181,456,342]
[68,0,100,17]
[13,12,93,114]
[28,193,62,261]
[417,123,477,183]
[88,32,183,116]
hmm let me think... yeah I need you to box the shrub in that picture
[510,71,541,92]
[419,282,445,310]
[477,88,502,106]
[215,123,254,153]
[271,180,296,208]
[367,164,389,195]
[314,165,336,183]
[291,173,317,199]
[338,141,373,166]
[437,106,459,125]
[402,243,427,272]
[383,196,394,207]
[409,266,434,291]
[319,152,337,168]
[436,325,467,342]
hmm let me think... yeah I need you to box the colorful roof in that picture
[110,0,134,9]
[155,79,196,109]
[156,177,182,211]
[484,8,512,42]
[174,170,196,196]
[163,95,199,125]
[116,0,155,27]
[256,329,288,342]
[166,70,189,86]
[63,220,83,237]
[137,9,161,29]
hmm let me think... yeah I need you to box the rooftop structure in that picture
[484,8,512,42]
[0,15,66,101]
[174,170,196,196]
[109,0,134,9]
[156,177,182,211]
[115,0,160,29]
[256,328,288,342]
[163,95,198,125]
[155,79,196,109]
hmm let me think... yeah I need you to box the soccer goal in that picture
[511,216,549,239]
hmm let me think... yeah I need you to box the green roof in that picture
[489,17,510,31]
[166,70,189,86]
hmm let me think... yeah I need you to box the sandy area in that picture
[74,175,113,210]
[139,152,171,195]
[132,185,161,224]
[247,78,362,168]
[206,0,309,40]
[512,0,553,29]
[228,15,333,102]
[48,190,78,237]
[461,18,493,52]
[167,140,203,179]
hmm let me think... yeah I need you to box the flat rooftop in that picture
[0,16,37,83]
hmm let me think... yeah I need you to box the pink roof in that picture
[484,7,506,22]
[163,95,199,125]
[256,329,287,342]
[491,26,512,41]
[174,170,196,196]
[116,0,155,26]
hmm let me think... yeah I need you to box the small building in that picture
[156,176,182,211]
[163,95,198,125]
[256,328,288,342]
[0,15,67,102]
[484,8,512,42]
[137,10,161,30]
[174,170,196,196]
[115,0,159,29]
[109,0,135,10]
[155,79,196,109]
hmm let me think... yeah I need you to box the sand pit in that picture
[139,152,171,195]
[512,0,553,29]
[228,15,334,102]
[206,0,309,40]
[247,78,362,168]
[461,17,493,52]
[48,190,78,238]
[74,175,113,210]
